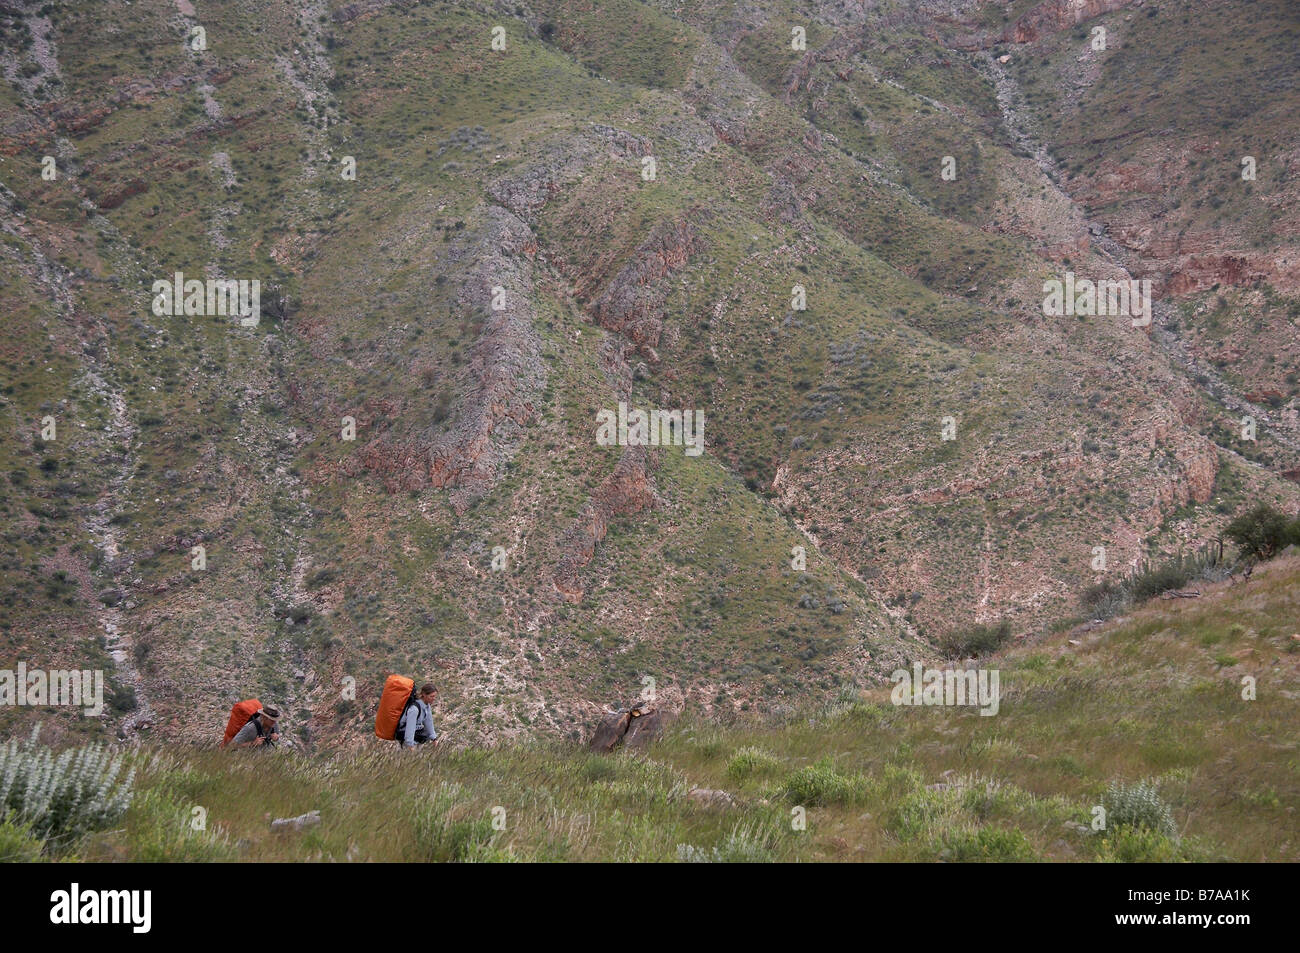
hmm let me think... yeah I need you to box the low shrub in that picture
[938,621,1011,659]
[726,746,781,781]
[779,758,870,806]
[0,727,135,849]
[937,825,1036,862]
[676,822,776,863]
[1102,779,1177,838]
[0,816,44,862]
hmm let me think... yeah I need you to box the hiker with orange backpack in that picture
[223,702,282,749]
[375,675,438,748]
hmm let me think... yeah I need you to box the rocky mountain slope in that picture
[1,0,1296,747]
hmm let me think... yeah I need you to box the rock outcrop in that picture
[488,124,651,219]
[1003,0,1136,44]
[345,205,546,509]
[587,216,704,362]
[588,698,661,751]
[427,207,546,511]
[554,446,661,602]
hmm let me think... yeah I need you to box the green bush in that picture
[676,822,776,863]
[726,746,781,781]
[937,826,1036,862]
[0,816,45,862]
[938,622,1011,659]
[1102,779,1177,838]
[779,757,870,806]
[891,786,960,840]
[1082,542,1230,619]
[1128,561,1195,602]
[1096,825,1187,863]
[1081,577,1128,619]
[0,728,134,848]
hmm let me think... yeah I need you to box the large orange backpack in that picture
[375,675,416,741]
[221,698,261,747]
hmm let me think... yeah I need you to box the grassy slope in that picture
[78,552,1300,862]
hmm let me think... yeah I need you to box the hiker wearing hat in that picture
[226,705,282,749]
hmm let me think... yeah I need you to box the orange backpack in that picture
[221,698,261,747]
[375,675,416,741]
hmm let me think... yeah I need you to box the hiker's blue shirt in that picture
[399,699,437,747]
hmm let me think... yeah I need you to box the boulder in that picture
[588,699,659,751]
[270,810,321,832]
[588,710,631,752]
[687,787,735,808]
[623,707,663,747]
[98,588,125,607]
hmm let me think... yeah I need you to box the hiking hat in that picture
[260,706,281,720]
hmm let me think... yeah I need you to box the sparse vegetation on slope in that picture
[1,0,1296,762]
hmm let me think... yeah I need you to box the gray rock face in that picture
[425,206,547,512]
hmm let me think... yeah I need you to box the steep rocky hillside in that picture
[1,0,1296,748]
